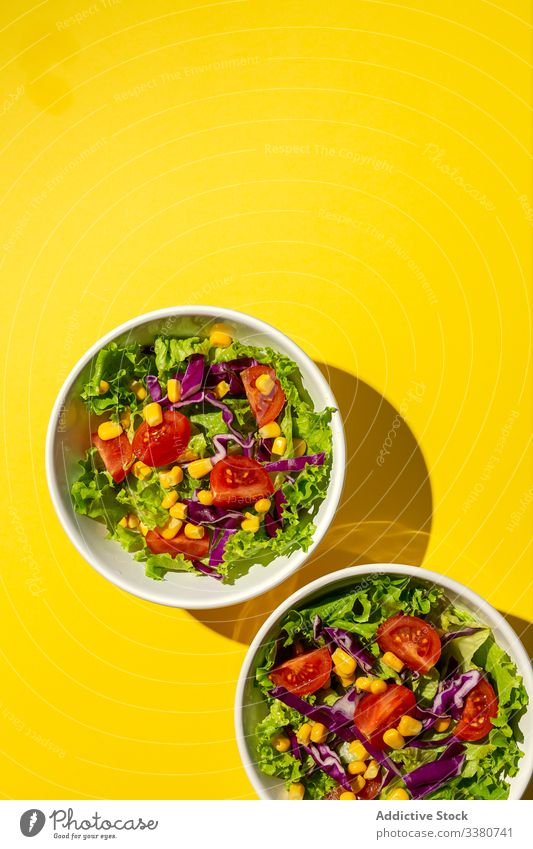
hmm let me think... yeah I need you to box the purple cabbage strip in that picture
[321,625,375,675]
[146,375,162,403]
[301,742,352,792]
[209,528,237,568]
[211,433,234,465]
[274,488,286,518]
[263,453,326,473]
[264,513,279,538]
[183,499,243,529]
[205,358,257,395]
[256,438,273,463]
[191,560,223,581]
[181,354,205,399]
[415,670,482,731]
[402,742,466,800]
[440,626,483,648]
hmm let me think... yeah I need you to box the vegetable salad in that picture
[252,575,528,800]
[71,328,334,583]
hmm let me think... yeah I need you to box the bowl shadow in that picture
[190,365,433,644]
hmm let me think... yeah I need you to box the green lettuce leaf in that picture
[80,342,153,415]
[154,336,211,376]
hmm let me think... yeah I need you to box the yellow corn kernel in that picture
[272,436,287,455]
[364,760,380,780]
[332,647,357,677]
[339,673,356,688]
[293,437,307,457]
[296,723,312,746]
[348,740,369,761]
[383,729,405,749]
[97,421,123,441]
[288,783,305,801]
[188,458,213,479]
[99,380,109,394]
[120,409,131,429]
[127,513,139,530]
[351,776,366,793]
[118,516,128,528]
[255,373,275,395]
[159,466,183,488]
[434,717,451,733]
[161,491,179,509]
[241,516,260,533]
[139,523,148,537]
[370,679,388,695]
[161,517,182,540]
[339,791,357,800]
[258,421,281,439]
[254,498,271,513]
[382,651,404,673]
[356,677,372,692]
[184,523,205,540]
[271,733,290,753]
[169,502,187,520]
[133,460,151,480]
[347,760,366,776]
[197,490,214,506]
[210,326,232,348]
[214,380,230,399]
[143,402,163,427]
[397,715,423,737]
[310,722,328,744]
[167,378,181,404]
[388,788,409,801]
[131,381,147,401]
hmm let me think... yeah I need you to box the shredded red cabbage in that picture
[416,670,482,730]
[183,499,243,529]
[192,559,223,580]
[181,354,205,399]
[402,742,466,799]
[146,375,162,402]
[209,528,237,568]
[263,453,326,473]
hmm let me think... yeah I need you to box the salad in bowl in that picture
[47,308,344,607]
[236,566,531,800]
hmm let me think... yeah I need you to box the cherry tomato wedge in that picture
[354,684,416,749]
[241,364,286,428]
[356,776,382,800]
[376,614,441,674]
[210,455,274,508]
[132,410,191,467]
[269,647,332,696]
[455,678,498,741]
[145,528,210,561]
[91,432,133,483]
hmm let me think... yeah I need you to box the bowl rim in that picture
[45,305,346,609]
[234,562,533,800]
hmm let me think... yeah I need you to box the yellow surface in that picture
[0,0,531,799]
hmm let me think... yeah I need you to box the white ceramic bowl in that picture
[46,306,345,609]
[235,564,533,799]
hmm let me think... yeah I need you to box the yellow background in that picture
[0,0,531,799]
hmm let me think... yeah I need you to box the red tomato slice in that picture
[210,455,274,508]
[145,528,210,561]
[356,776,382,800]
[132,410,191,468]
[455,678,498,741]
[241,364,286,428]
[376,614,441,674]
[354,684,416,749]
[91,432,133,483]
[269,647,332,696]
